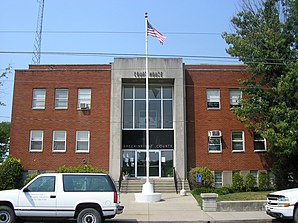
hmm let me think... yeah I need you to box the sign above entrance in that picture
[122,130,174,150]
[134,71,163,78]
[149,130,174,149]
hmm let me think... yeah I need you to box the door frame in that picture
[135,150,161,178]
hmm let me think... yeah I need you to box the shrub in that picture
[232,172,245,192]
[191,186,234,196]
[258,172,270,191]
[56,165,105,173]
[0,157,24,190]
[189,167,214,189]
[245,173,257,191]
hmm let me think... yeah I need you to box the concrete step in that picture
[118,179,190,194]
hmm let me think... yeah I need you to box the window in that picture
[231,131,244,152]
[55,89,68,109]
[208,134,222,153]
[207,89,220,109]
[76,131,90,152]
[32,89,46,109]
[27,176,55,192]
[230,89,242,109]
[52,131,66,152]
[214,171,223,188]
[122,85,173,129]
[254,133,267,152]
[63,175,113,192]
[29,130,43,152]
[78,89,91,109]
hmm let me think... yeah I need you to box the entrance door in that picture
[136,151,160,178]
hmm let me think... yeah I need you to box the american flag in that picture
[147,21,167,44]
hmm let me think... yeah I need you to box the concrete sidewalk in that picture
[109,193,276,223]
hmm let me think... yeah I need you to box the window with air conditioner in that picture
[208,130,222,138]
[78,89,91,110]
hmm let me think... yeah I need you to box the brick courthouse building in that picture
[10,58,270,186]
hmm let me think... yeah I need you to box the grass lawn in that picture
[217,191,271,201]
[192,191,272,206]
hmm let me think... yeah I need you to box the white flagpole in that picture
[135,12,161,202]
[145,12,150,185]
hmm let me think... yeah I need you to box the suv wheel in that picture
[294,206,298,223]
[0,206,15,223]
[77,208,101,223]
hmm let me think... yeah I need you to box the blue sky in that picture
[0,0,241,122]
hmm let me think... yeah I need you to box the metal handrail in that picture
[118,168,124,192]
[173,167,178,194]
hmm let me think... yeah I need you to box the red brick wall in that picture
[10,63,270,173]
[185,65,269,172]
[10,65,112,172]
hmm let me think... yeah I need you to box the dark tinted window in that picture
[63,175,114,192]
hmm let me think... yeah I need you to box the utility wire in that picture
[0,30,223,36]
[0,50,295,65]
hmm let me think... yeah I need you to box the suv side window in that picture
[27,176,55,192]
[63,175,114,192]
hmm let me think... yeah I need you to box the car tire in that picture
[77,208,102,223]
[0,206,16,223]
[294,206,298,223]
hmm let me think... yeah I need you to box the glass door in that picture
[136,151,146,177]
[136,150,161,178]
[149,151,160,177]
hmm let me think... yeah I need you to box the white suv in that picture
[0,173,124,223]
[266,188,298,222]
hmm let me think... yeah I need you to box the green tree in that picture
[223,0,298,189]
[245,173,257,191]
[0,66,11,106]
[0,122,10,163]
[0,157,24,190]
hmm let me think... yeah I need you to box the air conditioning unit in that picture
[79,103,89,110]
[208,130,222,138]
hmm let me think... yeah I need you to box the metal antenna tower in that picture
[32,0,45,64]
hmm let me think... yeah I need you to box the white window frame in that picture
[253,133,267,152]
[55,89,68,109]
[32,89,46,109]
[207,89,220,110]
[208,135,222,153]
[78,89,91,110]
[52,130,66,152]
[231,131,245,152]
[229,89,242,109]
[76,130,90,153]
[214,171,223,188]
[29,130,43,152]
